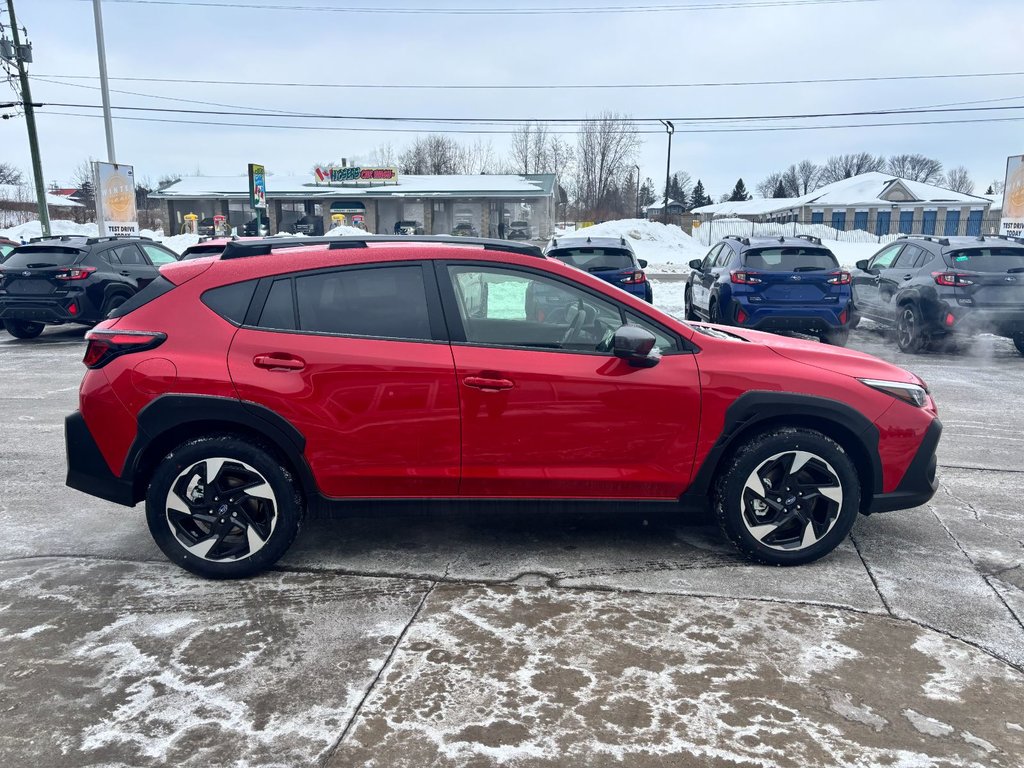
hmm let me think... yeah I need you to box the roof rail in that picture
[220,235,546,261]
[898,235,950,246]
[28,234,87,243]
[795,234,823,245]
[723,234,750,245]
[85,235,152,245]
[992,234,1024,245]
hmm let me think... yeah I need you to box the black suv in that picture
[851,235,1024,354]
[0,235,179,339]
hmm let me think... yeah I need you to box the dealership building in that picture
[150,168,558,238]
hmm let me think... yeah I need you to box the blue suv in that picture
[544,235,653,303]
[684,235,853,345]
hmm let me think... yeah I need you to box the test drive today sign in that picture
[93,161,138,237]
[1001,155,1024,238]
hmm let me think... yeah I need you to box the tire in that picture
[709,298,726,325]
[1013,332,1024,356]
[713,428,860,566]
[848,305,861,330]
[821,328,850,347]
[101,294,129,319]
[684,286,699,321]
[3,320,45,339]
[895,303,927,353]
[146,435,304,579]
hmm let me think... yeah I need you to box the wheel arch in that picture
[682,391,881,514]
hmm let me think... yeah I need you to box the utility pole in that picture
[91,0,116,162]
[633,163,640,219]
[658,120,674,225]
[4,0,50,236]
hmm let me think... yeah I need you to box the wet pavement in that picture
[1,313,1023,767]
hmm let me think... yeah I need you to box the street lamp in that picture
[659,120,674,225]
[633,163,641,219]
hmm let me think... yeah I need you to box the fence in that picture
[692,216,1003,247]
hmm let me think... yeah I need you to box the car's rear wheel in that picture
[709,298,725,325]
[684,286,699,321]
[895,303,927,353]
[3,320,45,339]
[1013,332,1024,356]
[713,428,860,566]
[146,435,303,579]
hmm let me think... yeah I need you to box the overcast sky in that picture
[3,0,1022,198]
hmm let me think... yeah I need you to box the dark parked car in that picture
[0,237,19,260]
[685,235,853,345]
[544,235,652,303]
[507,220,532,240]
[451,222,479,237]
[0,235,179,338]
[851,235,1024,354]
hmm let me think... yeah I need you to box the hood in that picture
[714,326,922,385]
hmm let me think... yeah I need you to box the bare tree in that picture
[0,162,23,186]
[885,153,944,184]
[398,135,464,175]
[756,172,784,198]
[819,153,886,185]
[369,143,397,167]
[944,165,975,194]
[572,112,641,219]
[458,139,497,174]
[509,123,534,175]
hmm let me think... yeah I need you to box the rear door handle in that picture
[464,376,514,391]
[119,270,131,276]
[253,354,305,371]
[902,274,913,280]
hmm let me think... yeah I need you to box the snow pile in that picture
[560,219,706,271]
[325,224,368,237]
[0,219,99,240]
[159,234,200,254]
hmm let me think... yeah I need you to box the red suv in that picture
[65,236,941,578]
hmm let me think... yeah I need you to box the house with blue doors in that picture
[691,172,995,237]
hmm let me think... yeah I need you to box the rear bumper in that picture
[65,411,136,506]
[730,301,849,333]
[0,296,88,324]
[945,306,1024,336]
[867,417,942,514]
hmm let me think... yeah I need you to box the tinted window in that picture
[0,244,13,258]
[549,248,634,271]
[2,246,83,268]
[893,246,923,269]
[142,244,177,265]
[295,266,431,340]
[258,279,296,330]
[869,244,903,270]
[946,248,1024,272]
[625,311,680,354]
[202,280,257,324]
[742,248,838,271]
[448,265,622,352]
[715,246,734,268]
[109,276,176,318]
[700,245,721,271]
[109,243,145,266]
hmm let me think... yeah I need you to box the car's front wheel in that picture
[146,435,304,579]
[3,320,45,339]
[713,428,860,566]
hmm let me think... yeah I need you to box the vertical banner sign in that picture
[248,163,267,209]
[93,161,138,237]
[1001,155,1024,238]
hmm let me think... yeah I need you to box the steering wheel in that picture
[560,300,589,345]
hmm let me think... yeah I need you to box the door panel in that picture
[875,211,891,237]
[898,210,914,234]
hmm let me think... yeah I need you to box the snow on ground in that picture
[559,219,706,272]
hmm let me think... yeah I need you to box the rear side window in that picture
[2,246,83,268]
[946,247,1024,272]
[295,266,431,340]
[258,279,297,330]
[109,243,145,266]
[893,246,923,269]
[715,247,734,268]
[549,248,634,271]
[201,280,257,325]
[108,275,176,318]
[743,248,838,271]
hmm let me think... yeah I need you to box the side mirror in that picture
[689,259,703,271]
[612,325,659,368]
[637,258,648,269]
[855,259,870,271]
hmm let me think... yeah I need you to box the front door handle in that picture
[119,270,131,276]
[902,274,913,280]
[253,354,305,371]
[464,376,514,391]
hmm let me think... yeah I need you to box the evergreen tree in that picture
[773,180,787,198]
[690,179,710,209]
[985,184,995,195]
[638,177,657,207]
[728,178,750,202]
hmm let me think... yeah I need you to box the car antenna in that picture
[586,236,592,243]
[620,236,626,246]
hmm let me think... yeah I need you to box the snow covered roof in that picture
[692,172,992,217]
[645,198,684,210]
[0,185,83,208]
[152,173,556,200]
[982,193,1003,209]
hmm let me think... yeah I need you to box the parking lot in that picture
[2,287,1023,767]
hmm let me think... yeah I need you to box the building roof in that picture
[692,172,991,217]
[151,173,556,200]
[0,185,83,208]
[645,198,684,210]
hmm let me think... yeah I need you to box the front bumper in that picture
[65,411,135,506]
[867,417,942,514]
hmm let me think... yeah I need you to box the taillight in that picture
[730,270,763,284]
[933,271,975,287]
[826,271,851,285]
[83,328,166,369]
[620,270,647,284]
[56,266,96,281]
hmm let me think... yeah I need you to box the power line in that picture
[70,0,880,15]
[32,69,1024,91]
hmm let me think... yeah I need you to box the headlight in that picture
[859,378,929,407]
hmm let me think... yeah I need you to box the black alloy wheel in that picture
[3,320,45,339]
[895,303,926,353]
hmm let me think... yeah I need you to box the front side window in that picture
[701,245,721,272]
[625,311,680,354]
[142,244,177,265]
[448,265,623,352]
[869,244,903,270]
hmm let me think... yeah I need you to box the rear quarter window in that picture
[201,280,258,325]
[946,247,1024,272]
[743,248,839,271]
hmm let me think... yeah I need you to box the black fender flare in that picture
[681,391,883,511]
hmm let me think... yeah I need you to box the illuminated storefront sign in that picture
[314,166,398,184]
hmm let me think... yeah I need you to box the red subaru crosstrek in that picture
[65,236,941,578]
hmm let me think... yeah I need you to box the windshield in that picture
[946,248,1024,272]
[549,247,634,272]
[2,246,84,268]
[743,248,839,272]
